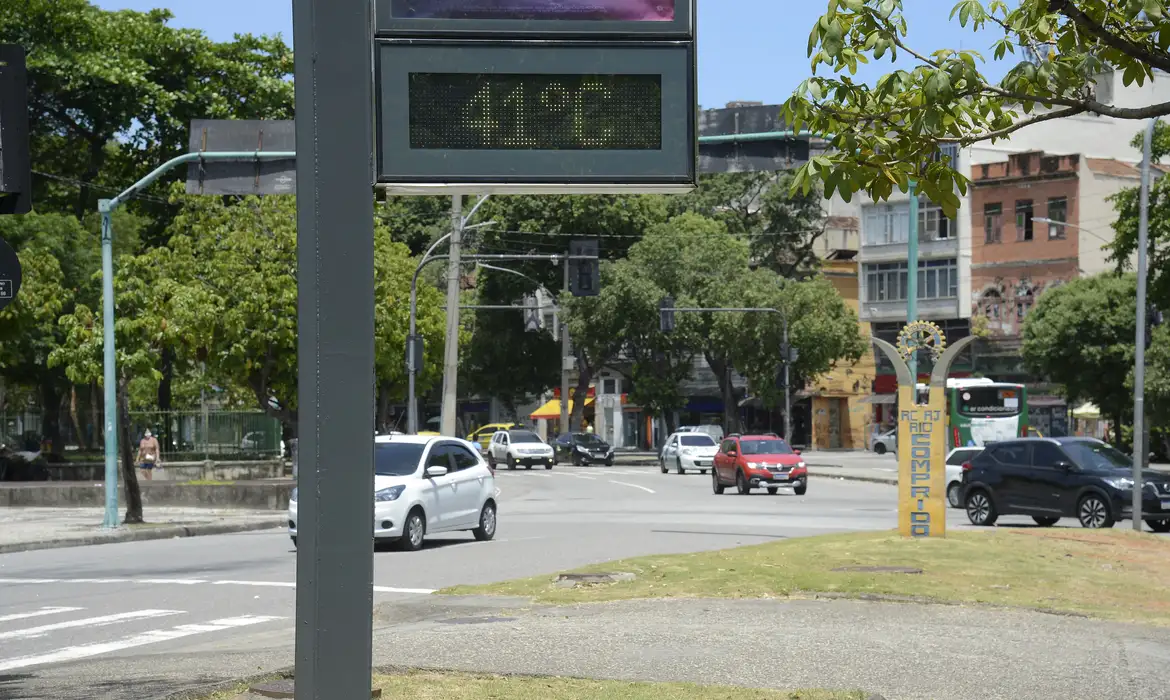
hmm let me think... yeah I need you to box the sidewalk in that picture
[0,506,285,554]
[348,595,1170,700]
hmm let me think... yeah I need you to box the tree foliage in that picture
[782,0,1170,216]
[1022,273,1139,442]
[1109,122,1170,315]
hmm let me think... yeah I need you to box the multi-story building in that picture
[969,150,1162,435]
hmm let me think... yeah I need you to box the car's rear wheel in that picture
[712,469,725,494]
[947,482,963,508]
[676,457,685,475]
[1077,494,1115,529]
[1032,516,1060,527]
[736,469,751,495]
[1148,518,1170,533]
[400,508,426,551]
[606,456,614,466]
[290,536,297,548]
[874,443,887,455]
[472,502,497,541]
[965,489,998,526]
[507,455,517,470]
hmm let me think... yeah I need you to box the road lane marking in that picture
[0,577,435,595]
[0,609,183,641]
[607,480,656,494]
[0,607,82,624]
[0,615,284,673]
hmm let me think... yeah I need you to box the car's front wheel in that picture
[1077,493,1115,529]
[472,502,497,541]
[676,457,685,475]
[736,469,751,495]
[506,455,517,470]
[793,479,808,496]
[874,443,887,455]
[400,509,426,551]
[947,482,963,508]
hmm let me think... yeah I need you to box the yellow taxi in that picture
[466,423,524,451]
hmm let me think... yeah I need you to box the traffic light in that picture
[568,238,600,297]
[523,295,541,332]
[1148,305,1165,350]
[659,296,676,333]
[0,45,31,215]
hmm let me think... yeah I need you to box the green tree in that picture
[1022,273,1138,446]
[1,0,293,222]
[781,0,1170,215]
[670,172,827,277]
[1108,123,1170,314]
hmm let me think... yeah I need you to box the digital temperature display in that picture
[408,73,662,150]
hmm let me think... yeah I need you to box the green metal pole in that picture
[98,150,295,529]
[907,180,919,383]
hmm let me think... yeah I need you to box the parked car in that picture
[712,434,808,496]
[962,437,1170,531]
[487,429,555,470]
[659,431,718,474]
[945,446,985,508]
[870,428,896,455]
[288,434,497,551]
[553,432,615,466]
[467,423,523,451]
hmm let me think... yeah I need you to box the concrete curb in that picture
[816,473,897,486]
[0,518,286,555]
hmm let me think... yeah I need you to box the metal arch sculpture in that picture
[870,332,978,538]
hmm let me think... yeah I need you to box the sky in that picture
[92,0,1015,108]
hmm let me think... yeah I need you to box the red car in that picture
[712,434,808,496]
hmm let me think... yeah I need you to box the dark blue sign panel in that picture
[0,236,22,312]
[375,0,692,36]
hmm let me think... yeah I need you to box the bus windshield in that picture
[957,386,1022,417]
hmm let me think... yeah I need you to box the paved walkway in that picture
[350,595,1170,700]
[0,507,283,553]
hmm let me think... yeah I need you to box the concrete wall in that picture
[0,481,293,509]
[34,460,286,483]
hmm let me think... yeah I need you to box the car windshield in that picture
[1062,441,1132,471]
[574,433,604,445]
[740,439,793,455]
[374,442,425,476]
[680,435,715,447]
[508,431,542,443]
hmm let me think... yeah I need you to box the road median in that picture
[438,528,1170,625]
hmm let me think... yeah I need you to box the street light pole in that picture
[440,195,463,437]
[560,260,571,435]
[783,315,791,444]
[1134,118,1155,531]
[907,180,919,382]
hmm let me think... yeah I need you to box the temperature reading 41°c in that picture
[408,73,663,151]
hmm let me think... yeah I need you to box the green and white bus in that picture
[916,378,1029,449]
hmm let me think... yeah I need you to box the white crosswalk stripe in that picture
[0,605,284,672]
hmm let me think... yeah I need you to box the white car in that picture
[487,428,555,470]
[871,428,897,455]
[660,431,719,474]
[288,435,497,551]
[945,446,985,508]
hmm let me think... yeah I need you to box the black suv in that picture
[961,437,1170,532]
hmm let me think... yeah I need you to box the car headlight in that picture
[747,462,764,469]
[796,461,806,468]
[1104,477,1134,490]
[576,445,588,453]
[681,448,694,456]
[290,487,298,502]
[375,485,405,502]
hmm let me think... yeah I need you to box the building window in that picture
[862,202,910,246]
[603,378,617,395]
[864,259,958,302]
[984,203,1003,243]
[917,196,953,241]
[1016,200,1034,241]
[1046,197,1068,239]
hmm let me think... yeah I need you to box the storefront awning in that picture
[859,394,896,405]
[530,397,595,421]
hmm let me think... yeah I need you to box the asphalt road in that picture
[0,466,896,699]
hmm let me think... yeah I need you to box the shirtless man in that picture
[137,429,161,481]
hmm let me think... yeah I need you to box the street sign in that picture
[0,45,31,215]
[373,1,697,194]
[185,120,297,196]
[0,236,23,312]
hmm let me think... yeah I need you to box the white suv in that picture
[288,435,497,552]
[488,429,555,470]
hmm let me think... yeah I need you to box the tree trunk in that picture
[39,380,61,456]
[117,376,144,524]
[706,352,740,434]
[70,386,88,450]
[90,382,102,449]
[569,364,593,434]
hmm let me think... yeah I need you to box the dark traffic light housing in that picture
[568,238,599,297]
[659,295,676,333]
[0,45,31,216]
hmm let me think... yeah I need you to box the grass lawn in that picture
[440,528,1170,625]
[208,671,867,700]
